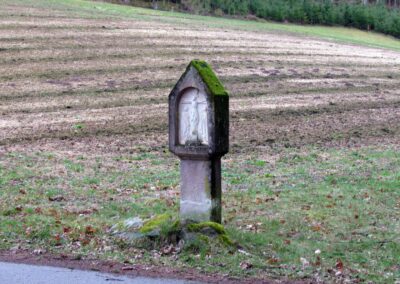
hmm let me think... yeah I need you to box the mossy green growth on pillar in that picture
[168,60,229,224]
[190,60,228,97]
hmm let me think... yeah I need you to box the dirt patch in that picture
[0,250,306,284]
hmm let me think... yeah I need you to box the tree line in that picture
[119,0,400,38]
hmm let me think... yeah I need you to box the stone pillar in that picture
[180,158,221,223]
[168,60,229,224]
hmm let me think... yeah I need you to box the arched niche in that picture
[178,87,209,146]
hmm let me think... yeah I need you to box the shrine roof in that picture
[190,60,228,97]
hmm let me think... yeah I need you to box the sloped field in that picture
[1,1,400,150]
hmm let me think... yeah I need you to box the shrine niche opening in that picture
[178,87,209,146]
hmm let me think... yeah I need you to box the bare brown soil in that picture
[0,250,309,284]
[1,4,399,150]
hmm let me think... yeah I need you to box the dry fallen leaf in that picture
[63,227,71,234]
[267,257,279,264]
[78,208,98,215]
[240,261,253,270]
[336,259,344,271]
[85,226,96,235]
[54,234,62,245]
[314,255,321,266]
[311,224,322,232]
[49,195,65,202]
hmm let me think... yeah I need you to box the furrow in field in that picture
[0,87,169,114]
[1,73,396,101]
[0,22,176,30]
[1,61,399,99]
[230,105,400,149]
[2,48,398,76]
[0,28,305,42]
[1,84,398,116]
[1,24,396,59]
[0,36,353,55]
[3,45,396,65]
[0,53,397,82]
[1,100,399,148]
[3,37,396,60]
[2,33,398,65]
[2,67,399,105]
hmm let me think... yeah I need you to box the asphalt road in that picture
[0,262,200,284]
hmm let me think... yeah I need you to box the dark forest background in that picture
[104,0,400,38]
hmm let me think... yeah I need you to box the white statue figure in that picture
[179,88,208,145]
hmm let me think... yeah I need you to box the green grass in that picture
[1,146,399,282]
[7,0,400,52]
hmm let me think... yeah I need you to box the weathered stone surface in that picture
[111,215,174,241]
[169,60,229,160]
[180,159,221,223]
[110,217,143,234]
[110,217,145,241]
[169,60,228,224]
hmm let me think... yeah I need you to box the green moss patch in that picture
[139,213,172,234]
[190,60,228,97]
[187,221,234,247]
[115,215,235,250]
[218,234,234,246]
[187,221,226,234]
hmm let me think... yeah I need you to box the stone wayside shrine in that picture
[169,60,229,224]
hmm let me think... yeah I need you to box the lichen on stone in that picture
[190,60,228,97]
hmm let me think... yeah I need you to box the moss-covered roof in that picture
[190,60,228,96]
